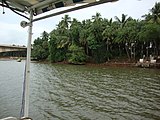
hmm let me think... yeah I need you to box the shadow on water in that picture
[0,61,160,120]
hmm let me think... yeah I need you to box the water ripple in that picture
[0,61,160,120]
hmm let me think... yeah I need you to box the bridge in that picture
[0,44,27,57]
[0,44,27,53]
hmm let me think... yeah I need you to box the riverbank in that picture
[1,57,160,69]
[86,62,136,67]
[51,60,160,69]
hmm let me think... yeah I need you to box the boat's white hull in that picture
[0,117,17,120]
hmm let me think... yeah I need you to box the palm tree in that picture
[102,18,114,51]
[70,18,81,44]
[55,15,72,49]
[143,2,160,24]
[102,19,117,61]
[142,13,152,22]
[61,14,71,29]
[80,20,91,55]
[91,13,103,42]
[150,2,160,24]
[92,12,102,22]
[141,2,160,58]
[115,14,129,28]
[115,14,131,60]
[41,31,49,41]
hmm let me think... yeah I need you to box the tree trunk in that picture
[134,45,136,60]
[119,45,121,56]
[130,45,132,59]
[146,47,149,60]
[146,42,149,60]
[156,43,160,56]
[158,44,160,56]
[141,44,144,58]
[106,40,110,61]
[106,40,109,51]
[154,40,158,57]
[125,45,130,61]
[85,43,89,56]
[153,41,156,56]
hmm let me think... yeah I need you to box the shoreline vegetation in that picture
[31,2,160,67]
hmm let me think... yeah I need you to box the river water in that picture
[0,60,160,120]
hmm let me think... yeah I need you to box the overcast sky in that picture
[0,0,159,46]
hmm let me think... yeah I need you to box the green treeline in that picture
[32,2,160,64]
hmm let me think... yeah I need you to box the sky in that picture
[0,0,159,46]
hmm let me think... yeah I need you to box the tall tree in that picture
[150,2,160,24]
[88,13,106,63]
[115,14,131,60]
[70,18,81,45]
[32,31,49,60]
[92,12,102,22]
[143,2,160,24]
[139,23,160,57]
[49,15,71,62]
[115,14,130,28]
[79,19,91,56]
[102,19,118,60]
[61,15,71,29]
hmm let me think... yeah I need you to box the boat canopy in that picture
[0,0,118,21]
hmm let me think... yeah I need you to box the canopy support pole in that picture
[23,10,33,118]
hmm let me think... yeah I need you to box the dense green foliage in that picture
[32,31,49,60]
[32,2,160,64]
